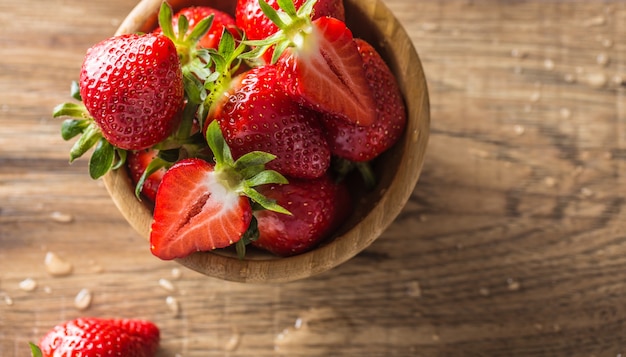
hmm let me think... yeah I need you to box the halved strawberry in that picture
[150,121,289,260]
[253,173,352,256]
[235,0,345,63]
[213,64,331,179]
[241,0,376,126]
[321,38,407,162]
[150,158,252,259]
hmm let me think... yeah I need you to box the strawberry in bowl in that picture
[54,0,430,283]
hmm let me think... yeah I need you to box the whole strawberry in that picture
[127,148,168,203]
[154,6,241,50]
[213,65,331,179]
[321,38,407,162]
[79,33,184,150]
[32,317,159,357]
[253,173,352,256]
[54,3,214,180]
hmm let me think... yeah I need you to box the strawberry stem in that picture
[69,123,102,163]
[201,30,248,127]
[205,121,291,215]
[158,1,214,66]
[236,216,260,259]
[332,157,377,190]
[239,0,319,63]
[89,137,116,179]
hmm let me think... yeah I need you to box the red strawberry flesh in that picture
[150,158,252,260]
[277,16,376,126]
[321,38,407,161]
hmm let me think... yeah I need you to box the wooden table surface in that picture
[2,0,625,356]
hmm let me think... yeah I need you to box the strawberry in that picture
[321,38,407,162]
[213,64,331,179]
[79,33,184,151]
[127,148,168,203]
[235,0,345,63]
[241,0,376,127]
[154,6,241,50]
[150,121,289,260]
[32,317,159,357]
[53,3,215,180]
[253,173,352,256]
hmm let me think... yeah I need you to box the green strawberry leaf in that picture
[182,69,207,105]
[157,1,176,39]
[29,342,42,357]
[52,102,88,119]
[240,0,318,64]
[202,31,248,116]
[295,0,316,17]
[176,13,190,41]
[135,156,170,199]
[186,15,213,45]
[158,148,181,163]
[356,162,377,190]
[234,151,276,172]
[112,148,127,170]
[276,0,298,17]
[259,0,287,28]
[205,121,290,215]
[70,80,82,101]
[236,216,259,259]
[158,1,213,67]
[89,137,115,179]
[61,119,90,140]
[271,39,290,64]
[332,157,377,190]
[242,185,291,215]
[238,164,265,180]
[69,123,102,163]
[245,170,288,187]
[206,120,235,168]
[217,25,236,56]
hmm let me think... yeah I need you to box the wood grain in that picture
[1,0,626,356]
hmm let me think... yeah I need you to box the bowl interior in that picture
[103,0,430,283]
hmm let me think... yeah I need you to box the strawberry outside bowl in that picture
[102,0,430,283]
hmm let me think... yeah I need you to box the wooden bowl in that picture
[102,0,430,283]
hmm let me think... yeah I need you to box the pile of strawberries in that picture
[55,0,407,259]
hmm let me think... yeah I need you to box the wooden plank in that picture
[1,0,625,356]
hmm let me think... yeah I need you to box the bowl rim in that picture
[102,0,430,283]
